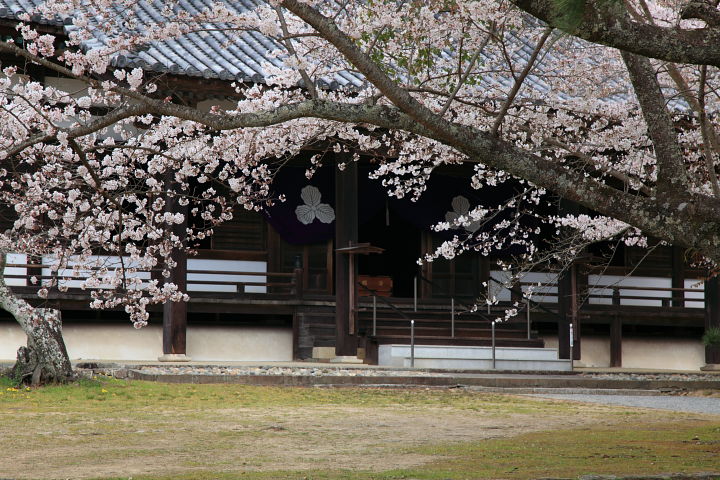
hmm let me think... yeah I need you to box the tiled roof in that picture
[0,0,363,86]
[0,1,658,108]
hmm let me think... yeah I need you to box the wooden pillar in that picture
[557,269,572,360]
[292,312,301,361]
[569,263,581,361]
[610,315,622,367]
[334,154,358,356]
[671,246,685,307]
[610,288,622,367]
[27,255,43,288]
[160,183,189,361]
[704,276,720,365]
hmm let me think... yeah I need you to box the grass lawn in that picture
[1,375,719,480]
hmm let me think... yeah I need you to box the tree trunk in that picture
[0,254,73,385]
[11,308,73,385]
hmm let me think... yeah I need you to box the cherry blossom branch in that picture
[490,27,552,135]
[274,6,318,99]
[286,0,720,260]
[66,138,123,210]
[3,103,150,159]
[439,31,491,117]
[529,131,653,196]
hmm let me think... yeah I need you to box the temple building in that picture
[0,0,715,370]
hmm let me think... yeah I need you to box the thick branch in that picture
[680,1,720,26]
[273,0,720,253]
[158,99,720,256]
[4,103,150,159]
[621,51,690,197]
[512,0,720,67]
[698,65,720,197]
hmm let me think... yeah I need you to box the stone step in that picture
[378,344,572,372]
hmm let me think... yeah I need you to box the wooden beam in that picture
[334,153,358,356]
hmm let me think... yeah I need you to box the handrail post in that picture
[612,287,621,307]
[413,276,418,312]
[526,298,531,340]
[491,320,496,369]
[451,298,455,338]
[372,295,377,336]
[487,281,491,315]
[410,319,415,367]
[293,267,303,299]
[569,322,574,370]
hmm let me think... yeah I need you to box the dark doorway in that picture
[359,206,421,298]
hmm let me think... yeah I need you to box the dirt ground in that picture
[0,387,713,479]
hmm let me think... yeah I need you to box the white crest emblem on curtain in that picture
[295,185,335,225]
[445,195,481,233]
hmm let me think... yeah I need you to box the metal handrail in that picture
[416,273,476,312]
[357,282,413,321]
[415,273,497,324]
[358,282,416,365]
[487,275,564,321]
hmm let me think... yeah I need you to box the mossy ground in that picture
[1,375,718,480]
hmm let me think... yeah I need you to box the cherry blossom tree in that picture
[1,0,720,380]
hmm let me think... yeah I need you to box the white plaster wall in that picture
[186,326,291,361]
[621,338,705,370]
[543,335,705,370]
[0,322,26,359]
[0,323,292,362]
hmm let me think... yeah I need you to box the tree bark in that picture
[0,254,73,385]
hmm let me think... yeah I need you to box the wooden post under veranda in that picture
[704,276,720,367]
[159,181,190,362]
[334,153,359,357]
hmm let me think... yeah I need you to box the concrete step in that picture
[378,344,572,372]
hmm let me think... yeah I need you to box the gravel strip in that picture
[133,366,720,381]
[529,394,720,415]
[580,373,720,382]
[135,366,439,377]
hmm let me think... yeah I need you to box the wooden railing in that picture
[186,268,300,295]
[2,263,304,297]
[511,280,705,309]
